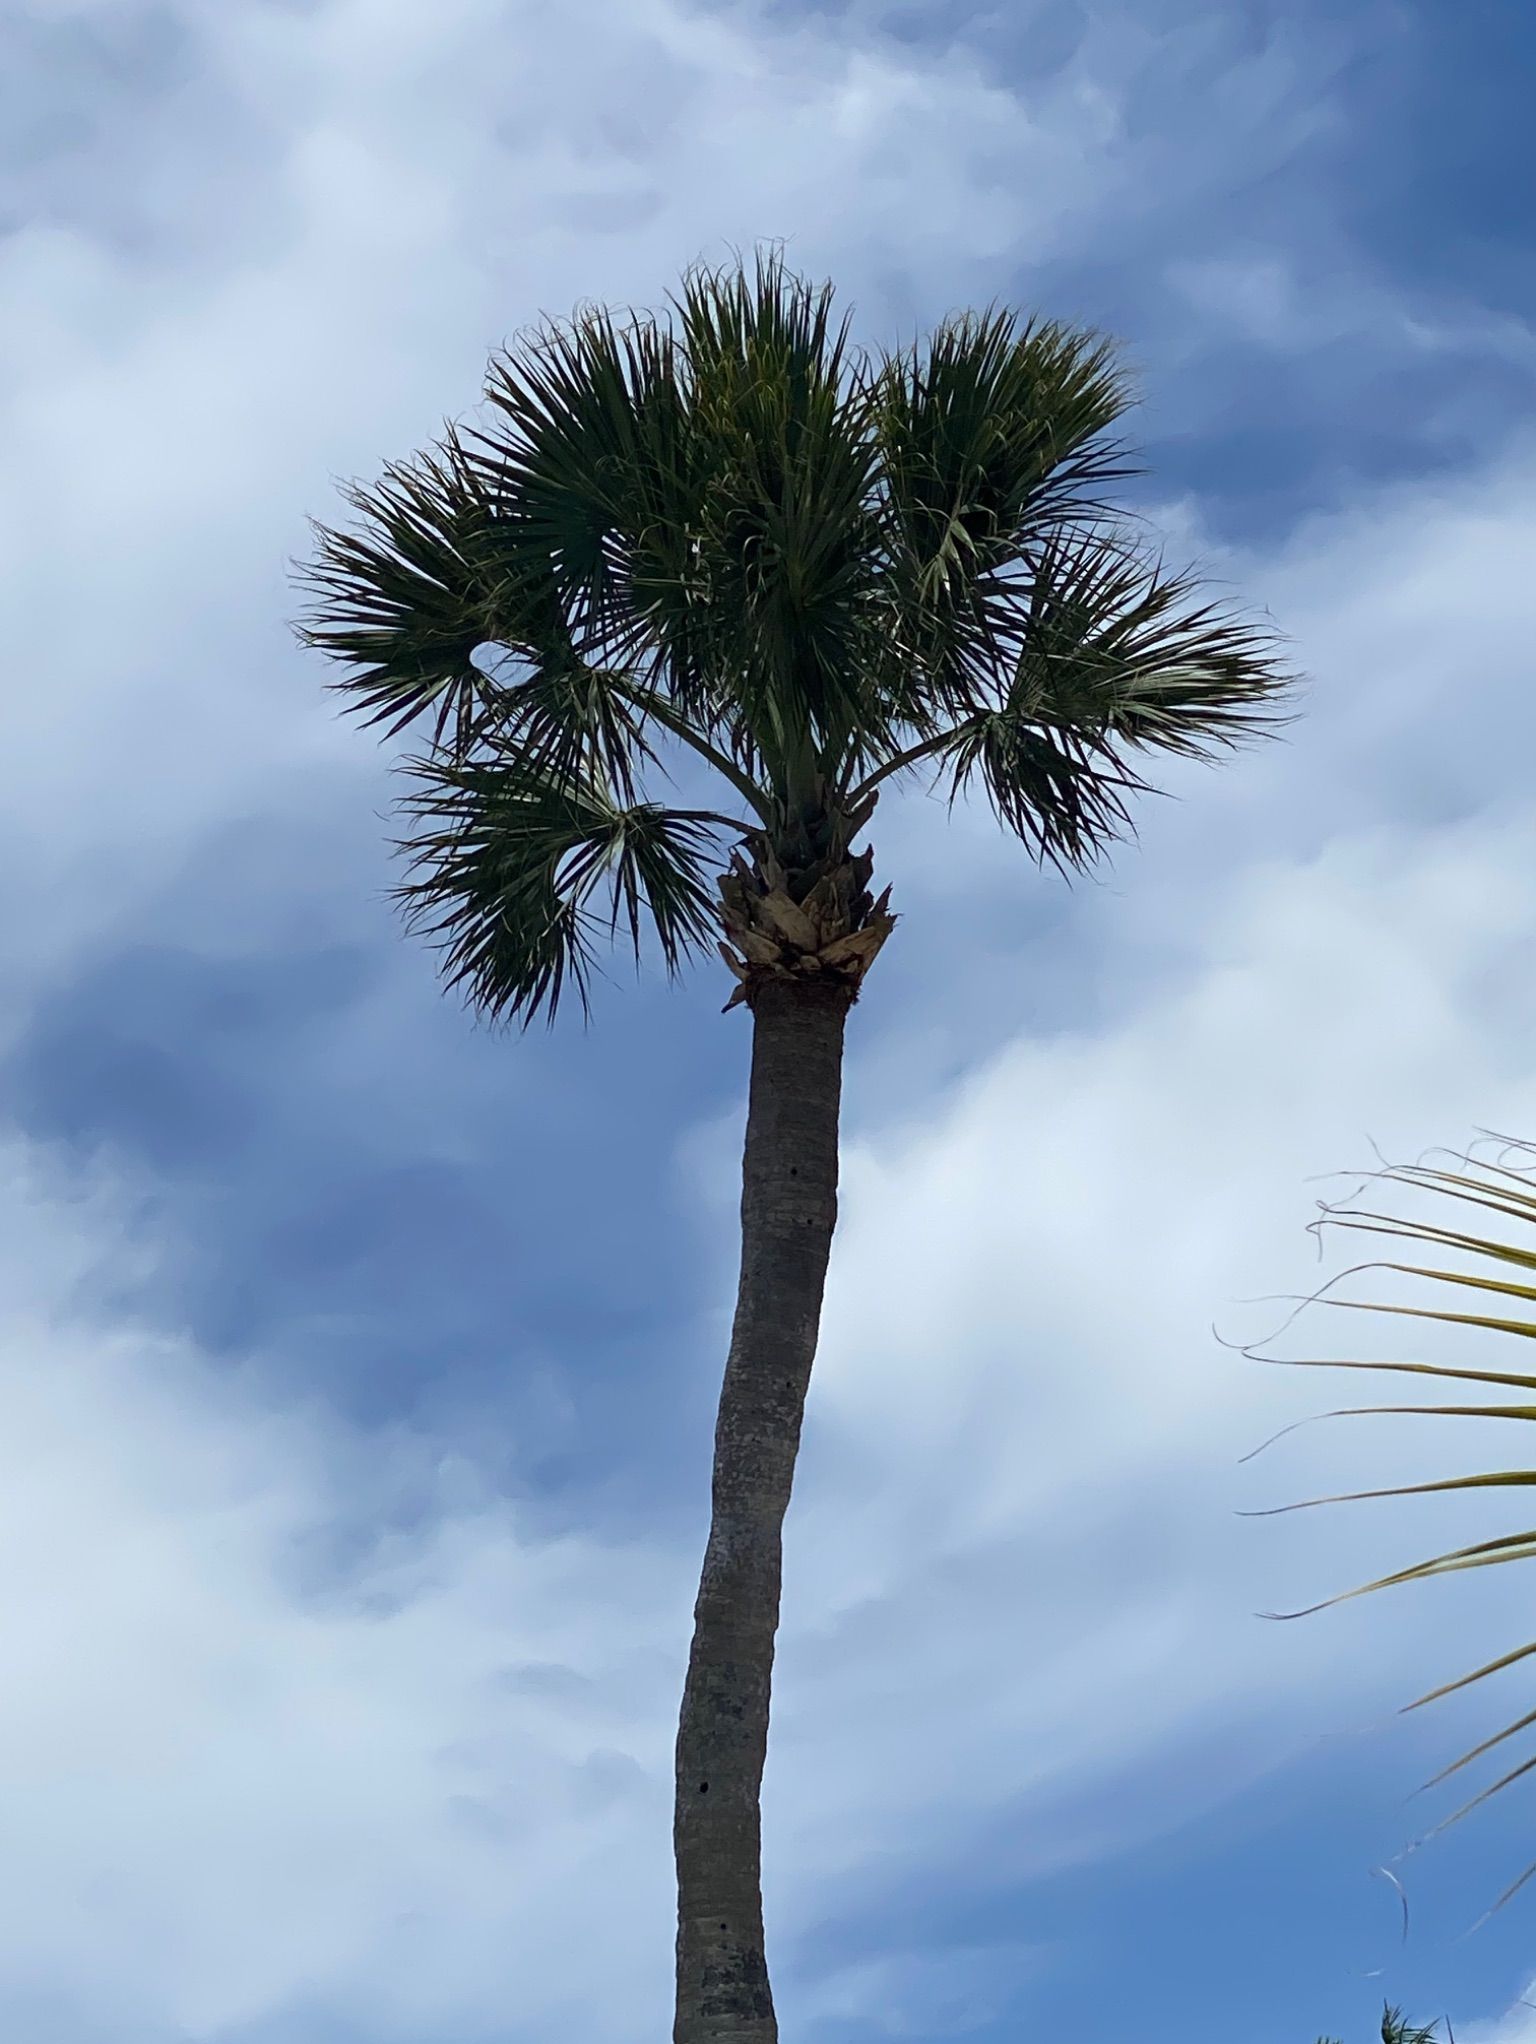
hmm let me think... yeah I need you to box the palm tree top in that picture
[296,247,1293,1022]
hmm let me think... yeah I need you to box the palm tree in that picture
[1252,1140,1536,1918]
[296,249,1290,2044]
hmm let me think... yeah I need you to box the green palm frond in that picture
[671,256,894,788]
[864,307,1133,737]
[473,648,659,808]
[1257,1141,1536,1915]
[472,296,693,681]
[902,529,1289,869]
[296,432,509,754]
[393,748,727,1023]
[1380,2007,1443,2044]
[871,303,1134,602]
[297,245,1293,1020]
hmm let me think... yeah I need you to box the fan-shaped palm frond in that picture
[894,528,1285,870]
[296,247,1292,1022]
[298,432,506,754]
[1252,1141,1536,1915]
[394,748,729,1023]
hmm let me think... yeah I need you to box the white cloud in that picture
[785,809,1536,1865]
[800,1942,1039,2037]
[1169,247,1536,377]
[0,1138,690,2042]
[1466,1985,1536,2043]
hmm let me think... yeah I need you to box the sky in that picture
[3,0,1536,2038]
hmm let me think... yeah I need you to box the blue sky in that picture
[4,0,1536,2038]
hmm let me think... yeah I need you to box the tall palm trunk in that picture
[673,975,852,2044]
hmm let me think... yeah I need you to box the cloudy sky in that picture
[4,0,1536,2038]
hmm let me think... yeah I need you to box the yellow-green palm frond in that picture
[1253,1139,1536,1916]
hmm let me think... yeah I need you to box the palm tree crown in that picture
[297,249,1290,1024]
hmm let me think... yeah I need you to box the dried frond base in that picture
[716,838,895,1012]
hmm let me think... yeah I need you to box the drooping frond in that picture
[873,529,1291,870]
[474,648,659,808]
[1255,1141,1536,1916]
[1021,533,1288,758]
[392,746,728,1023]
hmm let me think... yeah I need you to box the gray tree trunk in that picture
[673,975,852,2044]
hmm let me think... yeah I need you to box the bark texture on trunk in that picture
[673,975,852,2044]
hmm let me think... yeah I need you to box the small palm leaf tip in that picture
[1380,2009,1444,2044]
[294,248,1294,1024]
[1249,1141,1536,1916]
